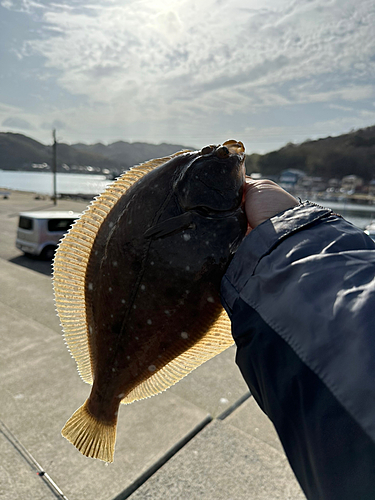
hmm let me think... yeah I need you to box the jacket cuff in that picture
[221,201,332,314]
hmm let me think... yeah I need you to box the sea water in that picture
[1,169,374,229]
[0,170,111,196]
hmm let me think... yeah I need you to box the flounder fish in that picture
[53,140,247,462]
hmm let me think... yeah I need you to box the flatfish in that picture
[53,140,247,462]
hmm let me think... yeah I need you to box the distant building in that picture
[279,169,306,189]
[328,178,340,189]
[341,175,363,193]
[297,176,325,192]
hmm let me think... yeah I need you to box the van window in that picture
[19,216,33,230]
[48,218,75,232]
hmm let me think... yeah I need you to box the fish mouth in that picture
[198,140,245,159]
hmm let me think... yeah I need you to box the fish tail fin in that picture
[61,400,117,463]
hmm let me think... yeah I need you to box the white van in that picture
[16,211,81,260]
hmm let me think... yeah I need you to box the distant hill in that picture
[2,127,375,180]
[0,132,191,175]
[246,125,375,181]
[71,141,192,171]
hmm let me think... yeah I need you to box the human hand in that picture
[244,178,299,231]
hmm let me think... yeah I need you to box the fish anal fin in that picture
[144,212,194,239]
[121,309,233,404]
[61,400,117,463]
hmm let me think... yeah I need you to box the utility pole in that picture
[52,129,57,205]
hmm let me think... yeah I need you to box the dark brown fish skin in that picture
[84,144,247,424]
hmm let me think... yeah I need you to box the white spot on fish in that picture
[121,299,126,304]
[113,261,118,267]
[128,220,132,224]
[164,310,170,315]
[141,284,146,291]
[186,265,190,271]
[112,368,116,372]
[185,290,190,294]
[148,365,156,372]
[109,287,112,292]
[183,234,191,241]
[135,336,139,340]
[205,241,209,245]
[133,304,137,309]
[181,332,189,339]
[114,411,118,416]
[118,393,125,398]
[207,296,215,303]
[89,325,93,334]
[111,314,114,318]
[147,319,152,325]
[88,283,93,291]
[151,261,154,265]
[126,356,131,360]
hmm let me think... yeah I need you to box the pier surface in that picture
[0,190,305,500]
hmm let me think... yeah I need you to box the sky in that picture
[1,0,375,153]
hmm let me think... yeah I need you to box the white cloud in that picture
[292,85,374,104]
[0,102,22,114]
[1,0,375,149]
[26,1,374,105]
[2,116,33,129]
[1,0,45,13]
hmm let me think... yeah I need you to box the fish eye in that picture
[215,146,230,159]
[200,145,215,155]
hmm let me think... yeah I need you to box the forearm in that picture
[221,201,375,499]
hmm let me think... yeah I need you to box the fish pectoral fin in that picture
[144,212,195,239]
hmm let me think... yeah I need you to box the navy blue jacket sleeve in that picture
[221,201,375,500]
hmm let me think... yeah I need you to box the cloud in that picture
[1,0,45,14]
[2,0,375,149]
[2,116,33,129]
[41,119,66,130]
[291,84,374,104]
[18,1,373,106]
[0,102,21,113]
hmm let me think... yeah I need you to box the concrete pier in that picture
[0,190,305,499]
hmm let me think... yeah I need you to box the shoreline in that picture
[0,187,97,202]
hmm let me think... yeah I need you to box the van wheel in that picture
[41,245,56,260]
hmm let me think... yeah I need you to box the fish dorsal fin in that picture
[53,150,191,385]
[120,309,234,404]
